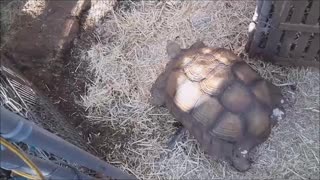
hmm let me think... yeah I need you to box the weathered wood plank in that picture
[279,31,297,57]
[279,23,320,33]
[305,33,320,60]
[306,0,319,24]
[274,56,320,67]
[292,32,311,58]
[290,0,309,23]
[264,0,292,57]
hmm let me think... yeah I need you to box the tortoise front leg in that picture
[150,72,167,106]
[167,125,187,149]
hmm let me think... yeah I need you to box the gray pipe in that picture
[0,106,137,179]
[0,148,93,180]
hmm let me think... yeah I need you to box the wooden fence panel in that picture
[247,0,320,67]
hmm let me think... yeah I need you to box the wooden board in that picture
[278,31,296,57]
[279,23,320,33]
[274,56,320,67]
[292,32,311,58]
[305,33,320,60]
[264,0,292,57]
[290,0,309,23]
[306,0,319,24]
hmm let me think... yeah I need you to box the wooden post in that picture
[245,0,263,53]
[248,0,272,56]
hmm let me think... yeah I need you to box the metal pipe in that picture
[0,148,93,180]
[0,106,136,179]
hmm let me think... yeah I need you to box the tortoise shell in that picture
[151,41,285,171]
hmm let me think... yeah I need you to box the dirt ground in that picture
[1,0,319,180]
[0,0,118,155]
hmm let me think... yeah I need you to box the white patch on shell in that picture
[241,150,248,155]
[202,48,212,54]
[281,99,284,104]
[272,108,285,121]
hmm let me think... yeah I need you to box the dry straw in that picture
[0,0,309,179]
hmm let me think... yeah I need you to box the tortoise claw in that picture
[167,126,187,150]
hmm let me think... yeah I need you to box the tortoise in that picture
[150,41,285,171]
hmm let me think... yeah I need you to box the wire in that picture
[0,137,45,180]
[11,170,40,180]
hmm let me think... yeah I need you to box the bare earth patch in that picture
[74,1,319,179]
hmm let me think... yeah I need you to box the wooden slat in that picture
[290,0,309,23]
[279,23,320,33]
[279,31,296,57]
[305,33,320,60]
[306,0,319,24]
[274,56,320,67]
[292,32,311,58]
[264,0,292,57]
[279,0,294,22]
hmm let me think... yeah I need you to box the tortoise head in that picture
[166,40,181,59]
[166,40,206,59]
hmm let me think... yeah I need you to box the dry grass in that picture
[82,0,117,29]
[75,1,320,179]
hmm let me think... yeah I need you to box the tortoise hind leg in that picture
[230,147,251,171]
[229,138,260,172]
[267,81,286,125]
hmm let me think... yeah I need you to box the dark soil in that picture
[29,32,108,157]
[27,21,130,160]
[0,0,130,165]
